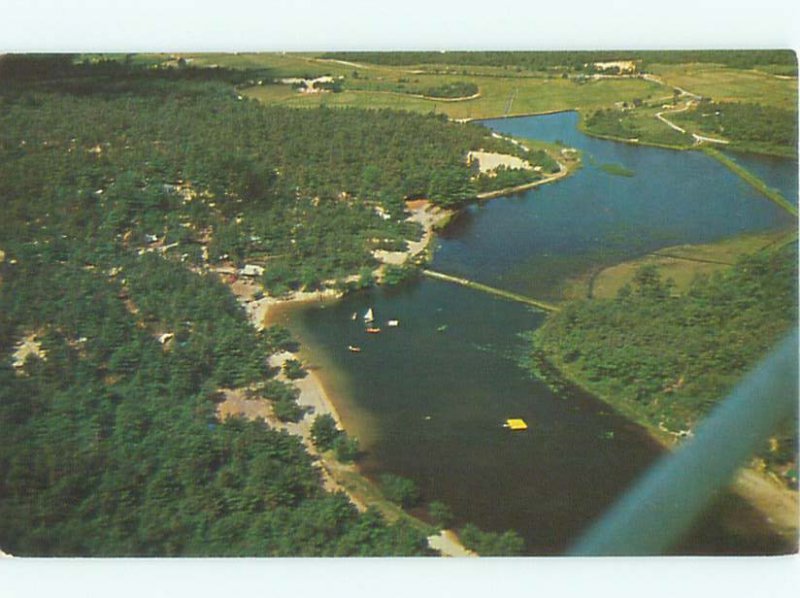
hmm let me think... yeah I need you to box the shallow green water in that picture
[276,112,796,554]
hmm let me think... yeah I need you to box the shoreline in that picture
[262,300,478,556]
[535,343,800,546]
[245,282,477,555]
[459,107,579,124]
[475,159,570,200]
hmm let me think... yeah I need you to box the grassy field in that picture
[244,77,664,120]
[648,63,798,110]
[564,229,799,300]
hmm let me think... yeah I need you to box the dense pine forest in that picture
[0,56,553,292]
[531,245,799,487]
[0,56,554,555]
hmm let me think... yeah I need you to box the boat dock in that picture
[421,270,561,313]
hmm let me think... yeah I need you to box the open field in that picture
[215,51,667,120]
[244,76,664,120]
[564,229,798,300]
[648,63,798,110]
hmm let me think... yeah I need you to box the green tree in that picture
[379,474,420,508]
[310,414,340,451]
[428,500,454,529]
[283,358,306,380]
[333,434,360,463]
[273,399,306,423]
[459,523,525,556]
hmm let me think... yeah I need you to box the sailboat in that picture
[364,307,374,323]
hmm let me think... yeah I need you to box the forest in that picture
[418,81,479,98]
[0,247,431,555]
[531,245,799,488]
[583,107,645,139]
[672,101,799,157]
[0,55,551,294]
[0,56,556,555]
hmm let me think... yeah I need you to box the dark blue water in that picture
[277,112,797,554]
[435,112,794,299]
[723,149,798,206]
[281,280,667,554]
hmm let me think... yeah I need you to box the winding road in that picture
[655,95,730,146]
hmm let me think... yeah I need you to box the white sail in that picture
[364,308,374,322]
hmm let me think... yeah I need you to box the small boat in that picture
[364,307,374,323]
[351,312,357,321]
[436,324,448,332]
[347,345,362,353]
[387,319,399,327]
[366,327,382,334]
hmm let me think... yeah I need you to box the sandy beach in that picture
[372,200,453,267]
[475,159,569,200]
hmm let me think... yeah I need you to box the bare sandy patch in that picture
[467,150,532,173]
[216,387,277,425]
[733,469,799,547]
[12,332,46,371]
[427,530,477,557]
[373,200,453,267]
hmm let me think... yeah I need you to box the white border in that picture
[1,1,798,596]
[0,0,798,52]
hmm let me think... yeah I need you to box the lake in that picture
[271,112,796,554]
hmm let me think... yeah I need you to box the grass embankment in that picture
[702,148,798,216]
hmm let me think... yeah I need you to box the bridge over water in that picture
[421,269,560,313]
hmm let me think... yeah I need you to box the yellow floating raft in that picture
[505,418,528,431]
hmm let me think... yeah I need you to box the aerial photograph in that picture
[0,47,796,562]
